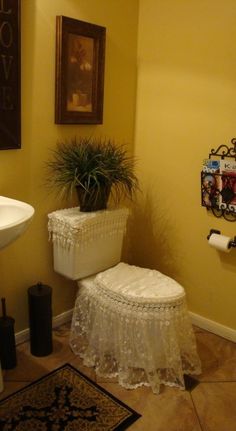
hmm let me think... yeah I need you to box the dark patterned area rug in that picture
[0,363,141,430]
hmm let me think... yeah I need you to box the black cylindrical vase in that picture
[28,283,52,357]
[0,299,17,369]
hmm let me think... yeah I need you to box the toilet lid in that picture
[94,262,185,303]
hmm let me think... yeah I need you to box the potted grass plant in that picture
[46,137,139,212]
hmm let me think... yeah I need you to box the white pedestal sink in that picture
[0,196,35,250]
[0,196,34,392]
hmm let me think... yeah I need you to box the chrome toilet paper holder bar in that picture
[207,229,236,248]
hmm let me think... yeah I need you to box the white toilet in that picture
[48,206,201,394]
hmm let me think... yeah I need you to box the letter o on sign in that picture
[0,21,13,48]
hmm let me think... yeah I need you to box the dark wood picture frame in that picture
[0,0,21,150]
[55,16,106,125]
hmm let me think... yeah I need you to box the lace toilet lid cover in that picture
[71,263,201,394]
[95,262,185,304]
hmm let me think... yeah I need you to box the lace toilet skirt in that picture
[70,263,201,394]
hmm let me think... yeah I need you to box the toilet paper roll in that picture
[208,233,231,252]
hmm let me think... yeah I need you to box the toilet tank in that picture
[48,207,129,280]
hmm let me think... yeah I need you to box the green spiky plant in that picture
[46,137,139,211]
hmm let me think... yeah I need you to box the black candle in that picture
[28,282,53,357]
[0,298,17,369]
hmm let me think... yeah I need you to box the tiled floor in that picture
[1,324,236,430]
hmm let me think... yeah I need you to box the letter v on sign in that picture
[1,54,13,80]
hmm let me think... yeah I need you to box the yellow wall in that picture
[2,0,236,334]
[132,0,236,329]
[0,0,138,331]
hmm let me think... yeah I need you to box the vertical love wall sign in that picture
[0,0,21,150]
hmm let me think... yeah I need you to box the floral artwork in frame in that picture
[55,16,106,124]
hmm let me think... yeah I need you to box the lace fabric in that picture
[48,207,129,249]
[70,264,201,394]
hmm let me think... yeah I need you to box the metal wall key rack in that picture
[201,138,236,222]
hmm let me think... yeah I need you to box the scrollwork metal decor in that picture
[201,138,236,222]
[209,138,236,160]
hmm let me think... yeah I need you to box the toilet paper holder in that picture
[207,229,236,248]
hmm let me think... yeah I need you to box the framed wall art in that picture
[0,0,21,150]
[55,16,106,125]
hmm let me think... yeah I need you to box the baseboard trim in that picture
[52,309,73,329]
[189,311,236,343]
[15,309,73,345]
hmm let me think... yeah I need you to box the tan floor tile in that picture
[53,322,71,337]
[2,347,51,382]
[98,383,201,431]
[68,356,97,381]
[193,325,206,334]
[1,323,235,431]
[3,325,75,382]
[195,331,236,381]
[0,381,30,401]
[192,382,236,431]
[96,374,119,383]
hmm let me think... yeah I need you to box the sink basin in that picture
[0,196,35,250]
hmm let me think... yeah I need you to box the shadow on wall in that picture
[124,192,180,278]
[216,244,236,275]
